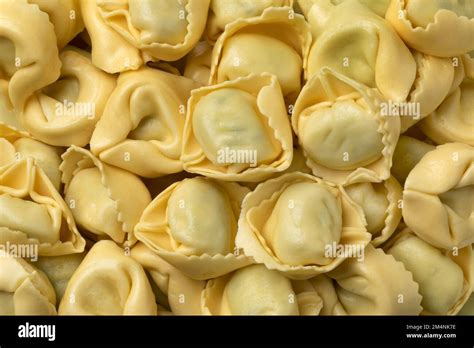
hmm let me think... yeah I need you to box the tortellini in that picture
[90,67,199,177]
[402,142,474,249]
[182,73,293,182]
[0,252,57,315]
[35,252,86,302]
[292,67,400,184]
[386,0,474,57]
[237,172,371,279]
[29,0,84,50]
[131,242,205,315]
[0,124,62,190]
[391,135,435,184]
[61,146,151,245]
[385,229,473,315]
[206,0,293,42]
[0,0,61,111]
[420,77,474,146]
[209,6,312,103]
[344,176,403,246]
[306,0,416,102]
[135,177,252,280]
[59,240,157,315]
[328,244,423,315]
[81,0,210,73]
[201,264,324,315]
[20,48,116,147]
[0,155,85,256]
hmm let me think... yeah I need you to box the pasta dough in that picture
[402,142,474,249]
[81,0,210,73]
[135,177,252,280]
[61,146,151,245]
[209,6,311,103]
[292,67,400,184]
[182,73,293,182]
[386,229,473,315]
[90,67,199,177]
[0,252,57,315]
[59,240,157,315]
[237,172,371,279]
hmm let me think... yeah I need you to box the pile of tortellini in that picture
[0,0,473,316]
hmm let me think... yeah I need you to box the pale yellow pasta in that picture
[0,252,57,315]
[90,67,199,178]
[386,0,474,57]
[306,0,416,102]
[184,41,213,86]
[81,0,210,73]
[292,67,400,185]
[206,0,292,42]
[29,0,84,49]
[0,155,85,256]
[328,244,423,315]
[420,78,474,146]
[61,146,151,245]
[131,243,205,315]
[20,48,116,147]
[201,264,324,315]
[237,172,371,279]
[135,177,252,280]
[59,240,157,315]
[209,6,312,103]
[402,143,474,249]
[182,73,293,182]
[386,229,473,315]
[0,0,61,111]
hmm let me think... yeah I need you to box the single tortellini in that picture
[0,124,62,190]
[0,0,61,111]
[35,252,86,302]
[209,6,312,103]
[135,177,252,280]
[292,67,400,185]
[206,0,293,42]
[59,240,157,315]
[29,0,84,49]
[306,0,416,102]
[400,51,459,132]
[81,0,210,73]
[236,172,371,279]
[0,156,85,256]
[402,142,474,249]
[61,146,151,245]
[419,78,474,146]
[386,0,474,57]
[385,229,473,315]
[182,73,293,182]
[20,48,116,147]
[201,264,324,315]
[298,0,391,37]
[391,135,435,184]
[328,244,423,315]
[344,176,403,246]
[184,41,213,86]
[0,252,57,315]
[90,68,199,178]
[131,243,205,315]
